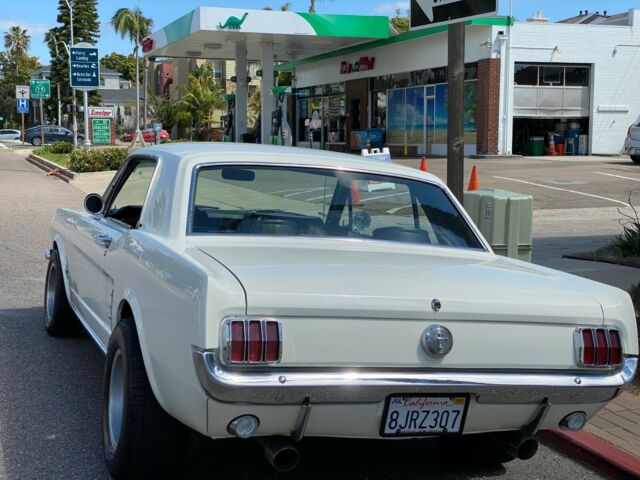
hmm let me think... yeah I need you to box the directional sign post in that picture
[30,80,51,147]
[410,0,497,201]
[16,99,29,114]
[70,43,99,148]
[70,45,100,89]
[16,85,30,100]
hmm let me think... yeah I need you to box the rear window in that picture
[190,166,483,250]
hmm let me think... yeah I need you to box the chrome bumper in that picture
[193,350,637,406]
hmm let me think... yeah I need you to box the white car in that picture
[0,128,21,140]
[45,144,638,478]
[625,122,640,164]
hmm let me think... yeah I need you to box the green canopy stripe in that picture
[163,10,196,44]
[297,13,388,39]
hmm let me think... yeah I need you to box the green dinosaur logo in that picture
[218,12,249,30]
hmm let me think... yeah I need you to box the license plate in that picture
[380,395,469,437]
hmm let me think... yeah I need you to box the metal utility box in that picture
[463,189,533,262]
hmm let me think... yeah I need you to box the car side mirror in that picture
[84,193,104,214]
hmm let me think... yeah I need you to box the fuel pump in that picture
[222,94,235,142]
[270,87,292,146]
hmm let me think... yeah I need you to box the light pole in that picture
[64,0,78,147]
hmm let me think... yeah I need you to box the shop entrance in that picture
[296,83,346,151]
[513,117,590,156]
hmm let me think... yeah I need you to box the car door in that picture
[70,159,158,347]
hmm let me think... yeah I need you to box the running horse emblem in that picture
[218,13,249,30]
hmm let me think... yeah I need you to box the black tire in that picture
[31,137,41,146]
[103,317,189,479]
[44,249,80,336]
[631,155,640,165]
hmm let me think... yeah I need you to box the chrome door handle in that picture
[95,234,112,248]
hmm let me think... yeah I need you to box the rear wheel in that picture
[43,249,80,336]
[31,137,41,146]
[631,155,640,164]
[103,317,188,479]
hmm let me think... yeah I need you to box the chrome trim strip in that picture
[193,349,637,406]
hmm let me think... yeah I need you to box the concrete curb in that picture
[539,430,640,480]
[26,154,75,183]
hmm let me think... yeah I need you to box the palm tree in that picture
[110,7,153,142]
[263,3,292,10]
[4,26,30,56]
[176,73,225,137]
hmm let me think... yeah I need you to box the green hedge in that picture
[68,148,129,173]
[50,141,74,154]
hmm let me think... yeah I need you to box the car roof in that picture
[133,143,445,186]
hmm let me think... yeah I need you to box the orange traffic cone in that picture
[467,166,479,191]
[546,133,557,156]
[350,181,362,205]
[420,157,428,172]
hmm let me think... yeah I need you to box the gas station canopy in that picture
[144,7,390,61]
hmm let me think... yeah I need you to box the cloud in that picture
[0,20,52,36]
[373,1,410,15]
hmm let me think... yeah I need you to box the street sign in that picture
[153,123,162,132]
[30,80,51,100]
[91,119,111,145]
[410,0,498,30]
[70,45,100,89]
[16,99,29,114]
[15,85,30,99]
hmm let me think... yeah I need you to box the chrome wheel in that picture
[107,350,125,450]
[45,263,57,326]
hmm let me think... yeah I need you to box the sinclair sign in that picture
[88,107,115,118]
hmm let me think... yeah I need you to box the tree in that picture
[0,35,40,127]
[390,8,410,33]
[3,26,30,57]
[111,7,153,134]
[175,72,225,137]
[263,3,292,10]
[100,52,137,82]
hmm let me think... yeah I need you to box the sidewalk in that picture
[533,235,640,477]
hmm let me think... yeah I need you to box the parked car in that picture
[625,123,640,164]
[45,144,638,478]
[122,128,170,143]
[24,125,84,146]
[0,128,21,140]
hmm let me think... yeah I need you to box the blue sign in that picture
[70,46,99,89]
[17,98,29,114]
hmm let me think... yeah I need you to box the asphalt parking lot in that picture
[0,145,623,479]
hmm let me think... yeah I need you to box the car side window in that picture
[105,160,157,229]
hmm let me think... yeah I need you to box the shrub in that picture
[50,141,74,154]
[615,197,640,258]
[68,148,129,173]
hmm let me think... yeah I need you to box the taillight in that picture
[628,125,632,138]
[608,330,622,366]
[575,327,623,368]
[225,319,281,364]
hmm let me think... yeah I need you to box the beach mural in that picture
[387,81,477,154]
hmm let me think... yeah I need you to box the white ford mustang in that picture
[44,144,638,478]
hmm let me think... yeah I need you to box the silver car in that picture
[0,129,21,140]
[625,123,640,164]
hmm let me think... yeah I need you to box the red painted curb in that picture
[539,430,640,480]
[26,154,74,183]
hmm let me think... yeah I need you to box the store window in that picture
[565,66,590,86]
[296,83,346,145]
[514,65,539,85]
[372,91,387,130]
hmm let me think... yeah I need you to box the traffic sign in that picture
[30,80,51,100]
[410,0,497,30]
[17,99,30,114]
[70,44,100,89]
[153,123,162,132]
[15,85,30,99]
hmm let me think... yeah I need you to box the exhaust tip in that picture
[271,446,300,472]
[227,415,260,439]
[517,438,539,461]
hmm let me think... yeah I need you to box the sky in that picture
[2,0,639,63]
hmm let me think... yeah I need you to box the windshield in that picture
[190,165,483,250]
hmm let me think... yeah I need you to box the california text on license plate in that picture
[380,395,469,437]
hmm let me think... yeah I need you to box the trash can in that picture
[464,189,533,262]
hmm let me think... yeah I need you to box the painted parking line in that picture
[305,193,333,202]
[593,171,640,182]
[362,192,409,203]
[0,143,7,150]
[283,187,326,198]
[270,187,320,195]
[494,176,630,207]
[387,205,412,214]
